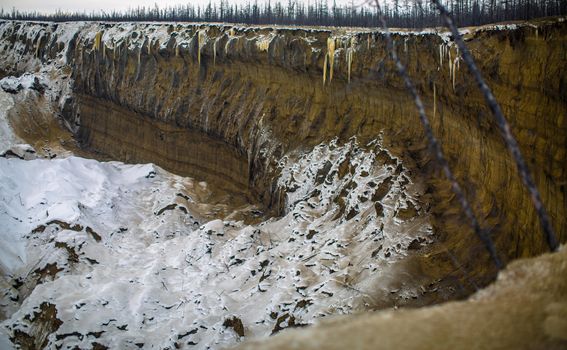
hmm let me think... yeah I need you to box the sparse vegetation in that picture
[0,0,565,28]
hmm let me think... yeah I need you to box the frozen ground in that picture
[235,244,567,350]
[0,147,432,349]
[0,20,434,348]
[0,74,432,349]
[0,17,565,350]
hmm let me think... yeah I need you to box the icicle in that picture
[535,27,539,39]
[404,37,408,53]
[175,43,180,57]
[452,58,456,91]
[433,83,437,119]
[198,30,206,66]
[103,42,106,57]
[35,34,42,57]
[452,56,459,91]
[229,28,235,37]
[198,34,201,65]
[224,38,231,56]
[347,49,352,83]
[323,53,328,85]
[367,34,370,50]
[213,39,217,65]
[439,43,449,68]
[347,37,355,84]
[448,49,452,83]
[93,31,102,51]
[327,37,335,82]
[456,50,460,70]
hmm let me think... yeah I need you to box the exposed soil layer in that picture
[0,17,565,297]
[76,93,259,211]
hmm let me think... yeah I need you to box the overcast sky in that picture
[1,0,358,14]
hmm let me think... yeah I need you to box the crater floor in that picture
[0,75,432,349]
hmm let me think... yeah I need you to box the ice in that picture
[327,37,336,83]
[0,144,37,160]
[347,37,355,83]
[93,31,102,51]
[198,30,206,65]
[0,20,442,349]
[0,138,433,349]
[0,90,19,153]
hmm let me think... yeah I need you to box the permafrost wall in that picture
[0,18,566,289]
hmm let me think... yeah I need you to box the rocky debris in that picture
[9,302,63,350]
[223,316,245,337]
[0,144,36,160]
[155,203,177,215]
[0,138,433,350]
[86,227,102,242]
[0,75,46,94]
[271,313,307,335]
[0,79,23,94]
[235,245,567,350]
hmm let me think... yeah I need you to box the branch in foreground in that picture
[430,0,558,252]
[369,0,503,269]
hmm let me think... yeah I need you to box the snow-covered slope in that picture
[0,22,432,350]
[0,125,432,349]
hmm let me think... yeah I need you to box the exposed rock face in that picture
[0,18,565,296]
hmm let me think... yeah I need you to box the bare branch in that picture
[370,0,503,269]
[430,0,559,252]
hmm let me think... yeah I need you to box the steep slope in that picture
[0,76,433,349]
[0,17,565,349]
[1,18,564,279]
[236,244,567,350]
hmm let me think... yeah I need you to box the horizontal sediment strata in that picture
[76,93,255,206]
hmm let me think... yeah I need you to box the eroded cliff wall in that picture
[0,18,565,287]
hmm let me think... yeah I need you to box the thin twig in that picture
[368,0,503,269]
[430,0,558,252]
